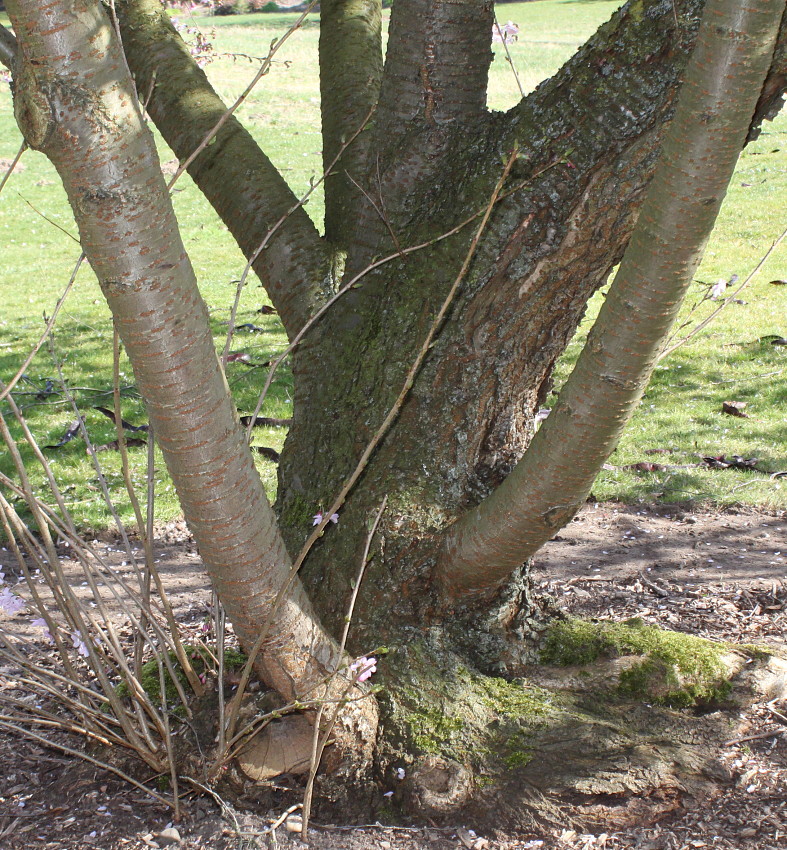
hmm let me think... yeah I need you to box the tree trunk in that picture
[4,0,350,708]
[5,0,787,828]
[275,0,786,640]
[275,0,786,822]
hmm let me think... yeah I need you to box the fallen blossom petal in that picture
[31,618,53,643]
[71,631,89,658]
[0,587,25,616]
[312,512,323,526]
[329,513,339,524]
[396,768,406,780]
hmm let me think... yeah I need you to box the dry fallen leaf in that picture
[721,400,748,417]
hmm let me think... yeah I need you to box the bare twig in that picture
[17,192,81,243]
[0,253,85,403]
[0,718,174,808]
[165,0,320,191]
[222,104,376,366]
[300,497,388,841]
[660,223,787,360]
[494,14,525,98]
[0,141,26,196]
[724,728,784,746]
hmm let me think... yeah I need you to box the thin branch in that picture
[493,14,525,98]
[0,254,85,403]
[300,497,388,839]
[164,0,319,191]
[0,141,26,196]
[346,170,403,254]
[17,192,81,242]
[0,718,174,808]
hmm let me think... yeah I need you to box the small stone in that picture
[457,828,476,849]
[740,827,758,838]
[285,815,303,833]
[156,827,181,845]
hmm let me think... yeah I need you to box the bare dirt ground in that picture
[1,502,786,850]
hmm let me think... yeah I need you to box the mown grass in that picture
[0,0,785,535]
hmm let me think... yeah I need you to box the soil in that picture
[1,502,785,850]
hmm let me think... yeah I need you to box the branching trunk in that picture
[5,0,787,824]
[438,0,787,601]
[115,0,329,339]
[277,0,782,629]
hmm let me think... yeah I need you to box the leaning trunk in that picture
[5,0,347,706]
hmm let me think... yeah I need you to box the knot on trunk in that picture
[411,755,472,813]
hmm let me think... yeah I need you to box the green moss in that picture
[399,693,467,755]
[280,493,314,529]
[476,678,557,772]
[479,676,555,719]
[116,645,247,711]
[503,750,534,769]
[737,643,773,660]
[541,617,733,708]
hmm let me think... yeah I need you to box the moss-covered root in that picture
[541,617,737,708]
[374,639,560,819]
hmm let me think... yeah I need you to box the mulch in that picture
[1,504,785,849]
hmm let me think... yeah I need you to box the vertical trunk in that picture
[319,0,383,247]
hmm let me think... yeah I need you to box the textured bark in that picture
[319,0,383,247]
[438,0,787,601]
[275,0,786,657]
[375,0,493,138]
[0,23,15,67]
[336,0,496,275]
[114,0,329,340]
[6,0,341,704]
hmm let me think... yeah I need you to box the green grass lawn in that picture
[0,0,785,534]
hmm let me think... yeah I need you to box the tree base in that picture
[215,618,786,833]
[364,624,787,833]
